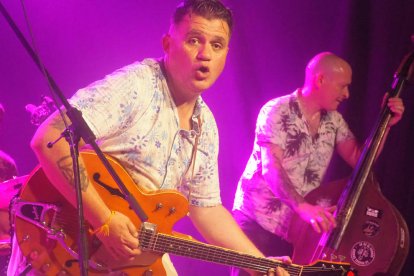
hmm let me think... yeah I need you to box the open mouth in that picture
[198,66,209,73]
[195,66,210,80]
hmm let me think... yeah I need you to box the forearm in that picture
[260,144,305,209]
[189,204,264,257]
[31,111,111,228]
[264,156,304,210]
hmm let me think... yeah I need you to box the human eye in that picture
[188,37,199,45]
[212,42,224,50]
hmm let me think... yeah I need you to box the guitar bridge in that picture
[11,199,105,271]
[139,222,158,251]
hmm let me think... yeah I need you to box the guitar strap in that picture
[186,115,202,198]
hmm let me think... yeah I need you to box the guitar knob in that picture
[143,269,153,276]
[29,250,39,260]
[155,203,163,210]
[169,207,176,215]
[41,263,51,273]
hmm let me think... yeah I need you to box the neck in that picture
[161,58,199,109]
[298,87,321,117]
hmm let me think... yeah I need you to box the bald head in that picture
[304,52,352,87]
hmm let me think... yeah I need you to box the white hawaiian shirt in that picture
[233,90,355,239]
[70,58,221,207]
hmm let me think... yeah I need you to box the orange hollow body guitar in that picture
[12,151,354,275]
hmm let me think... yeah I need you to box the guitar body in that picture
[13,151,189,275]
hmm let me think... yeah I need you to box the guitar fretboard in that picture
[139,226,349,275]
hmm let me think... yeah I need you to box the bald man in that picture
[230,52,404,275]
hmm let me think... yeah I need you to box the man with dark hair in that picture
[8,1,289,275]
[231,52,404,275]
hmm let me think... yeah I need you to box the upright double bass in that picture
[288,51,414,275]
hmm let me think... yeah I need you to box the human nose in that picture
[197,44,212,61]
[343,87,350,99]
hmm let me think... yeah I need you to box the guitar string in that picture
[137,230,299,274]
[140,233,312,275]
[50,215,347,274]
[141,232,348,274]
[52,213,344,274]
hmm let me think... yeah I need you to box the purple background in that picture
[1,0,414,275]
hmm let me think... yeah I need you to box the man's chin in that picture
[192,80,213,93]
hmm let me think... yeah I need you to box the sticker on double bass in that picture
[362,220,380,237]
[350,241,376,266]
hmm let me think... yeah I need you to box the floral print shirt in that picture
[233,90,354,239]
[70,58,221,207]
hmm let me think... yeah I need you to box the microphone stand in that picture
[0,3,149,275]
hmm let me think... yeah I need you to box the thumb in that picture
[127,220,138,238]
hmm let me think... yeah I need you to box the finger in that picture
[119,247,141,261]
[275,267,288,276]
[387,99,404,110]
[324,210,337,227]
[381,93,389,107]
[309,218,321,233]
[270,255,292,265]
[281,256,292,265]
[125,222,139,249]
[389,106,404,116]
[125,233,139,249]
[326,205,337,213]
[127,221,139,238]
[317,217,330,232]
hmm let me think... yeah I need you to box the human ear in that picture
[162,34,170,53]
[314,73,324,89]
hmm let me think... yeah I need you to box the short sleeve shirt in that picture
[233,90,354,238]
[69,58,221,207]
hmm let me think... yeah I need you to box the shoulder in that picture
[114,58,163,80]
[324,110,347,124]
[260,92,297,118]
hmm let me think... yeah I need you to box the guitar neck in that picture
[139,222,350,275]
[149,232,297,274]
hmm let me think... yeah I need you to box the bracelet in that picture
[89,210,116,237]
